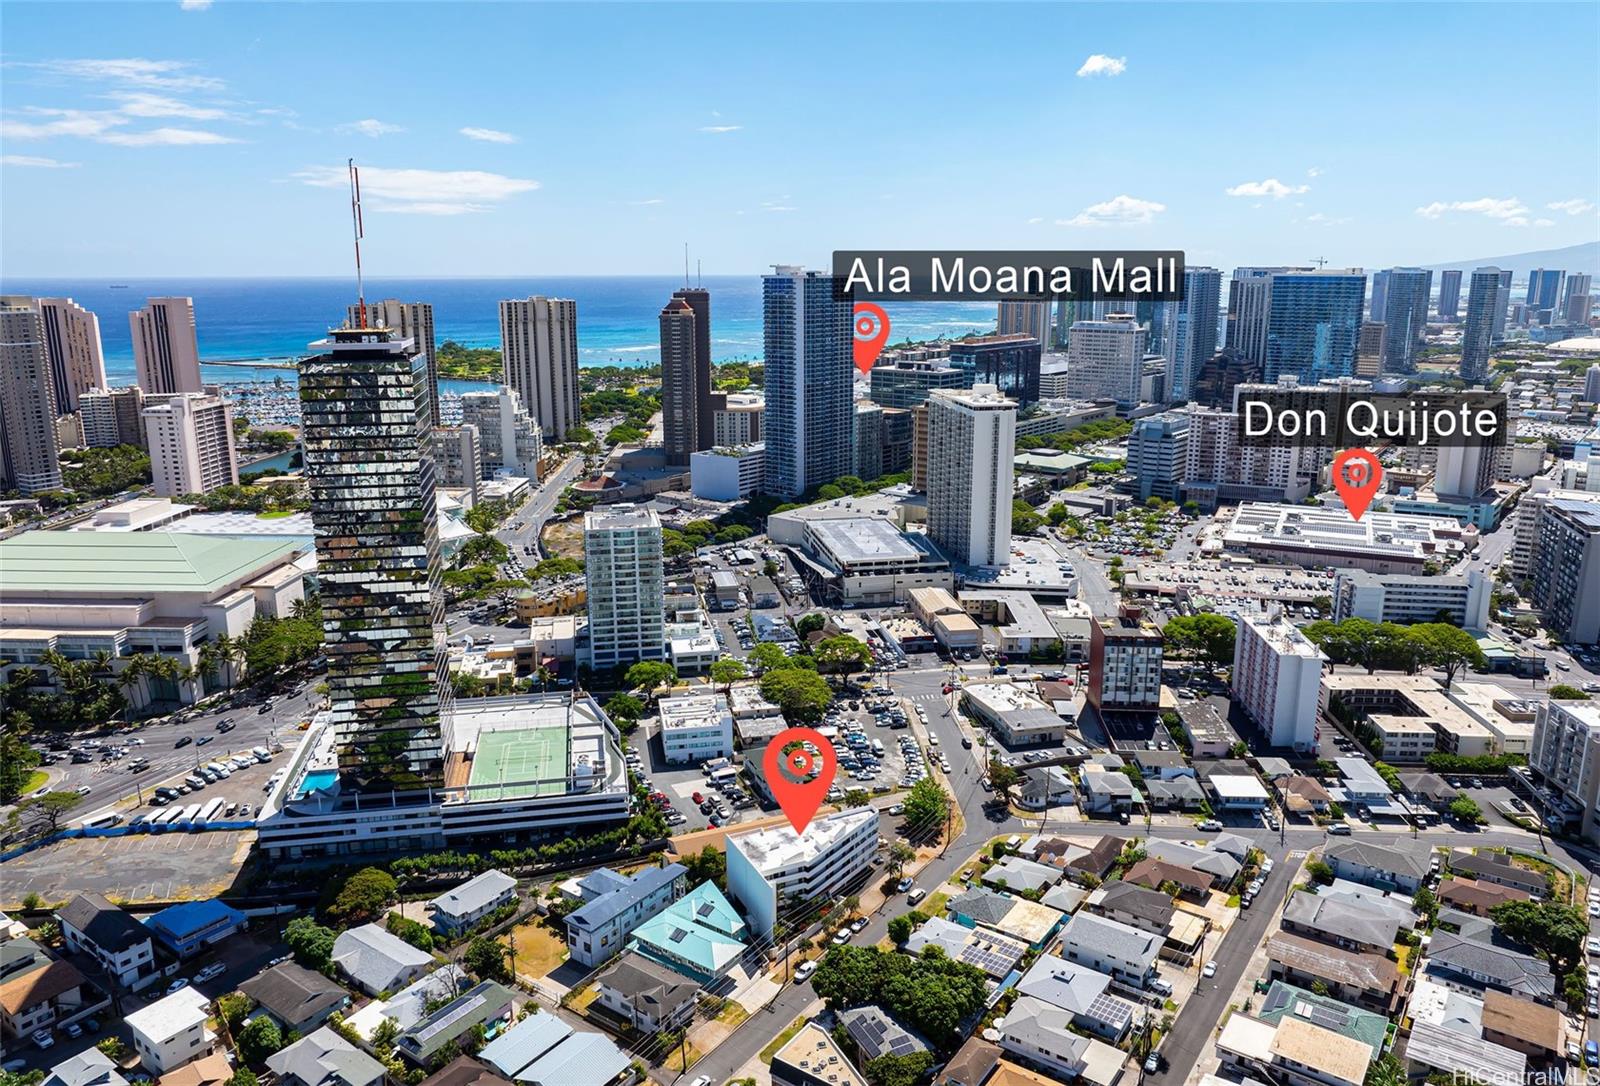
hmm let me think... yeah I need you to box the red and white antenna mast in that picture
[348,158,367,328]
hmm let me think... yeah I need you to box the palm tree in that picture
[89,649,114,677]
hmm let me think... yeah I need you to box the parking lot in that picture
[1,829,254,907]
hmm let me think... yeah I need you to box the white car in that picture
[1202,960,1218,978]
[195,962,226,982]
[793,961,817,983]
[1587,936,1600,956]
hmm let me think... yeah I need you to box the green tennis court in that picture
[468,727,568,798]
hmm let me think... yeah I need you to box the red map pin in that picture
[1332,448,1382,521]
[853,303,890,375]
[763,727,837,835]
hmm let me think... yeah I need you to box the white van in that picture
[252,747,273,762]
[906,887,928,906]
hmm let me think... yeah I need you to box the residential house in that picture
[331,924,433,996]
[625,881,749,982]
[983,857,1060,895]
[1216,1014,1373,1086]
[906,917,1029,980]
[1481,990,1564,1063]
[1145,776,1207,811]
[948,887,1067,949]
[1015,954,1137,1041]
[1255,981,1390,1062]
[1079,771,1141,815]
[343,965,469,1043]
[239,962,351,1035]
[144,901,247,960]
[998,996,1128,1085]
[156,1053,233,1086]
[1042,883,1088,915]
[1132,750,1192,780]
[565,863,688,968]
[593,953,699,1034]
[43,1049,128,1086]
[1403,1019,1525,1085]
[427,870,518,937]
[1322,839,1434,893]
[1396,771,1457,809]
[1209,774,1271,811]
[419,1057,513,1086]
[58,894,155,989]
[1274,774,1332,817]
[839,1006,929,1062]
[1446,851,1547,897]
[396,981,516,1068]
[1143,839,1240,886]
[1280,893,1400,954]
[1438,877,1531,916]
[1056,912,1161,990]
[770,1022,869,1086]
[1086,882,1173,935]
[478,1010,572,1079]
[940,1039,1002,1086]
[266,1028,386,1086]
[125,988,214,1074]
[1123,859,1211,900]
[0,959,88,1040]
[1019,767,1075,811]
[1424,931,1557,1002]
[477,1010,630,1086]
[1265,931,1405,1013]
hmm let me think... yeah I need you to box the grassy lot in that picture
[1394,943,1414,975]
[568,982,599,1012]
[760,1016,809,1064]
[20,770,47,795]
[501,919,568,978]
[715,1001,749,1027]
[921,890,950,917]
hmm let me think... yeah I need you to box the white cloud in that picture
[1225,178,1309,199]
[31,58,224,91]
[1547,198,1596,216]
[1,109,126,140]
[629,198,665,206]
[1414,197,1530,224]
[0,155,80,168]
[1307,166,1323,178]
[179,0,213,8]
[1533,218,1555,227]
[107,92,227,120]
[1056,194,1165,227]
[699,125,742,133]
[1027,216,1044,224]
[1303,212,1352,226]
[294,164,540,214]
[459,126,516,144]
[1076,54,1126,78]
[99,127,238,146]
[340,118,404,138]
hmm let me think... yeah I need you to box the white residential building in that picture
[1333,568,1492,631]
[498,296,580,440]
[130,297,203,395]
[690,444,766,501]
[142,393,239,498]
[125,988,213,1074]
[657,691,734,765]
[1055,911,1162,989]
[426,869,518,936]
[1232,615,1326,752]
[927,384,1016,567]
[37,297,107,415]
[712,392,763,445]
[1529,699,1600,845]
[1066,314,1146,408]
[459,387,543,479]
[726,808,879,937]
[584,505,667,669]
[564,863,688,968]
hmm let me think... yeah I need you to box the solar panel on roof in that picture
[697,902,714,918]
[413,993,486,1045]
[668,927,688,943]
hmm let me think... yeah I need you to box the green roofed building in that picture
[1256,980,1390,1059]
[626,881,749,982]
[0,530,310,710]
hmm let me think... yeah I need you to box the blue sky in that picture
[2,1,1596,277]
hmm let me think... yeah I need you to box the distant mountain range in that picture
[1422,240,1598,277]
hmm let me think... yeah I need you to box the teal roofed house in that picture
[1256,980,1391,1058]
[626,881,749,982]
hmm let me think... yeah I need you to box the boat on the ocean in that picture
[109,284,129,289]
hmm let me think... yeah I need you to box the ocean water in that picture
[0,276,1001,387]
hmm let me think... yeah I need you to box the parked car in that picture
[195,962,226,982]
[1202,960,1218,979]
[793,961,817,983]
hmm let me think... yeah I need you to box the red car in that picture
[691,791,705,805]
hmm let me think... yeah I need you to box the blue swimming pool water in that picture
[300,769,339,795]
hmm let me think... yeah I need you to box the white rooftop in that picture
[1211,774,1271,801]
[124,987,208,1039]
[728,807,876,874]
[658,692,732,733]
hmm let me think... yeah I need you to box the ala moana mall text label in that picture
[831,250,1185,302]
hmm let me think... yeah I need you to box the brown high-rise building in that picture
[0,296,65,495]
[659,296,698,468]
[671,287,714,451]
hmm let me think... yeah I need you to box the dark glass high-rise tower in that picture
[659,296,698,467]
[670,287,714,451]
[1263,269,1367,383]
[299,325,449,792]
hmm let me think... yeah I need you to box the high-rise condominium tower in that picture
[0,296,64,495]
[499,296,580,441]
[459,387,543,479]
[1225,266,1310,368]
[671,287,715,451]
[997,301,1050,351]
[143,393,239,497]
[1562,275,1593,326]
[130,297,204,395]
[1526,269,1563,313]
[926,384,1016,567]
[1066,314,1146,408]
[348,300,438,426]
[1437,269,1463,320]
[659,296,699,468]
[1371,268,1430,374]
[1263,269,1367,383]
[762,266,854,498]
[1491,269,1513,342]
[299,326,448,792]
[1170,266,1221,403]
[1460,268,1502,383]
[37,298,106,415]
[584,505,667,669]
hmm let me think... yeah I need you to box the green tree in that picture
[217,991,253,1031]
[682,846,727,891]
[326,867,397,925]
[887,914,915,945]
[624,661,678,696]
[710,657,748,693]
[1306,859,1334,884]
[20,791,83,833]
[902,778,951,836]
[814,635,872,677]
[1163,614,1238,667]
[237,1016,284,1064]
[1448,793,1484,824]
[1549,684,1589,700]
[530,557,583,579]
[226,1071,259,1086]
[844,788,870,808]
[888,841,916,878]
[284,916,337,970]
[748,642,790,675]
[1365,1054,1406,1086]
[795,613,828,639]
[1489,900,1587,971]
[464,935,512,983]
[987,758,1020,803]
[864,1053,935,1086]
[604,694,644,728]
[385,913,436,951]
[1404,623,1487,687]
[759,668,834,722]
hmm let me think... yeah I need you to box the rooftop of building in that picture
[806,516,931,565]
[657,692,732,733]
[728,807,876,873]
[0,531,305,594]
[1240,614,1325,659]
[583,504,660,531]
